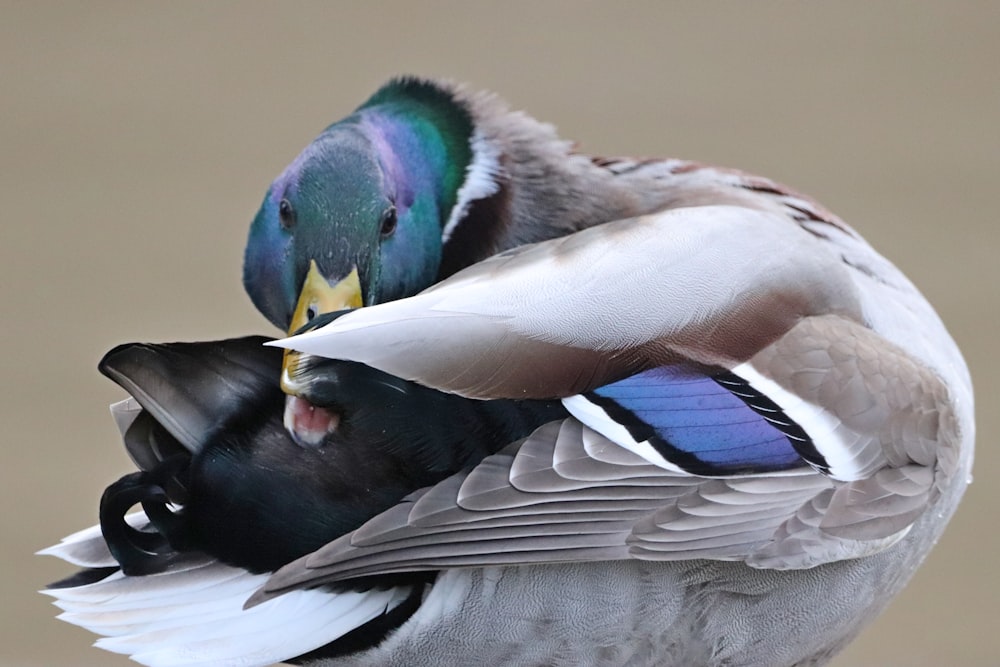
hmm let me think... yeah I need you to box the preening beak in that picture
[280,260,362,396]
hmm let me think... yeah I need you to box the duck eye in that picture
[379,206,397,238]
[278,198,296,229]
[306,305,317,321]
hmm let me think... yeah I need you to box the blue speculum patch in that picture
[587,366,814,475]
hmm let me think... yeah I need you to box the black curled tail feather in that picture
[99,455,193,575]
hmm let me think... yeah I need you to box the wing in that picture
[260,205,965,599]
[254,410,935,604]
[272,206,866,398]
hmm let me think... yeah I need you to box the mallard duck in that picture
[45,77,973,666]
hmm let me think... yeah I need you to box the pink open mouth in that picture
[283,395,340,448]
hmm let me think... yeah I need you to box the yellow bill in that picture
[280,259,362,395]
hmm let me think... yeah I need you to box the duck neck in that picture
[356,80,481,241]
[440,101,852,280]
[438,95,665,279]
[359,78,826,282]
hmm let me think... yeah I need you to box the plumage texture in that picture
[42,524,411,667]
[45,77,974,667]
[265,203,967,587]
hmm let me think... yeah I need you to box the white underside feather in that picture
[41,514,411,667]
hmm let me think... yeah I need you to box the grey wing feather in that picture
[273,206,863,399]
[257,419,840,601]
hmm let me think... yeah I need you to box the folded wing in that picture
[261,207,962,599]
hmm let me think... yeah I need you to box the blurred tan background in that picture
[2,3,997,665]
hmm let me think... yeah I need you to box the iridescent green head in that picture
[243,78,477,332]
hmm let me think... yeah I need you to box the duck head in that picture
[244,79,507,443]
[243,78,484,331]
